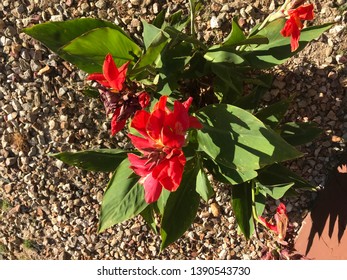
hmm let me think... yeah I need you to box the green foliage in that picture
[160,159,200,250]
[279,122,323,146]
[24,5,333,247]
[244,20,334,68]
[232,181,254,239]
[98,158,147,232]
[50,149,128,172]
[23,19,141,73]
[196,104,302,171]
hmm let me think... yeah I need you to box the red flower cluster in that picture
[128,96,202,203]
[259,203,289,241]
[87,54,150,135]
[280,4,314,52]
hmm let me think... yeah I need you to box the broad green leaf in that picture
[23,19,141,74]
[232,181,254,239]
[244,20,334,68]
[255,97,293,128]
[160,160,200,250]
[258,163,316,192]
[196,167,214,202]
[204,50,245,64]
[50,149,127,172]
[196,104,303,172]
[156,188,170,215]
[279,122,322,146]
[256,181,294,200]
[223,17,246,46]
[140,205,158,234]
[142,20,168,50]
[22,18,125,54]
[61,27,142,73]
[204,158,257,185]
[98,158,147,232]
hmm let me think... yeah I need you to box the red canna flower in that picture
[87,54,151,135]
[280,4,314,52]
[87,53,129,92]
[128,96,202,203]
[259,203,289,241]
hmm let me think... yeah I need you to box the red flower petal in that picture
[259,216,278,233]
[86,73,110,87]
[142,172,162,203]
[138,91,150,108]
[280,15,301,52]
[130,110,151,138]
[103,54,129,91]
[128,134,155,152]
[128,153,151,177]
[290,4,314,20]
[189,116,203,129]
[111,108,126,135]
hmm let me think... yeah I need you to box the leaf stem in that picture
[189,0,196,40]
[251,180,261,225]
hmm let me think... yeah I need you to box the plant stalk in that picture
[189,0,196,40]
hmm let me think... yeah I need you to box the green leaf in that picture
[223,17,246,46]
[256,181,294,200]
[196,104,303,173]
[152,9,166,28]
[160,160,200,250]
[23,19,141,74]
[140,205,158,234]
[204,158,257,185]
[156,188,170,215]
[258,163,316,192]
[22,18,124,54]
[204,46,245,64]
[98,158,147,232]
[131,22,169,78]
[232,181,254,239]
[61,27,142,73]
[255,97,293,128]
[50,149,127,172]
[155,41,193,93]
[244,20,334,68]
[279,122,322,146]
[142,21,168,50]
[169,10,190,31]
[196,167,214,202]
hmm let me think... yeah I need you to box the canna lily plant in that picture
[22,0,333,250]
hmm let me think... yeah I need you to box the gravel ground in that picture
[0,0,346,260]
